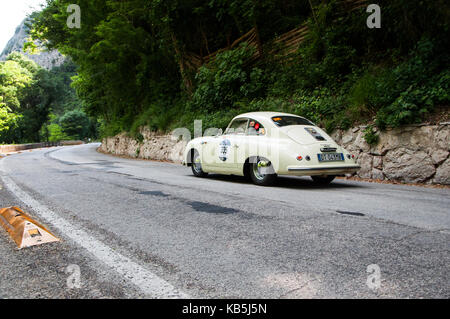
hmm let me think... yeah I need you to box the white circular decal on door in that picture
[218,139,231,161]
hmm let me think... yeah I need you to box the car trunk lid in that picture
[279,125,335,145]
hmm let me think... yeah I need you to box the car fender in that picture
[183,136,216,166]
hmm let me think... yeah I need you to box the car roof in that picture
[232,111,309,125]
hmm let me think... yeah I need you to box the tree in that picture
[0,96,18,134]
[0,55,35,142]
[59,109,89,139]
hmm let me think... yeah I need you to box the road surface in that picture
[0,143,449,298]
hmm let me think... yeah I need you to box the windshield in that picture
[225,118,248,135]
[272,116,314,127]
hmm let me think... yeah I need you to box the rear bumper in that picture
[286,165,360,176]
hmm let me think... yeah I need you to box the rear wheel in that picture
[191,150,208,177]
[249,157,277,186]
[311,175,335,185]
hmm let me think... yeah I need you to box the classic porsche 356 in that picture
[183,112,360,185]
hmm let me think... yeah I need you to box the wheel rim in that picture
[193,152,202,173]
[252,159,267,181]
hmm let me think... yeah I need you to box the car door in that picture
[242,118,267,163]
[212,118,248,173]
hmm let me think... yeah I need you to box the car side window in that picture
[225,118,248,135]
[247,119,265,136]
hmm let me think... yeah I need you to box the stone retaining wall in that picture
[330,123,449,184]
[100,124,450,185]
[99,127,187,163]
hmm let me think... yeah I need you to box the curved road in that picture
[0,143,449,298]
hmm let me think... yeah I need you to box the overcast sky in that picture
[0,0,47,53]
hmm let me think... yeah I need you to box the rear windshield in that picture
[272,116,314,127]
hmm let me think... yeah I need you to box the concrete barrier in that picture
[0,142,61,154]
[60,140,84,146]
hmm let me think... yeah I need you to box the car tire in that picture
[311,175,335,185]
[249,157,277,186]
[191,150,208,177]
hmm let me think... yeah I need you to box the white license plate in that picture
[318,153,344,162]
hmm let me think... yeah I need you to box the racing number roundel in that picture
[219,139,231,161]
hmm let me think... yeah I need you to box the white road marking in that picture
[0,173,189,299]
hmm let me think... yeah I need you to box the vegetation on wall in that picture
[15,0,450,141]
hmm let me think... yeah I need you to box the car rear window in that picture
[272,116,314,127]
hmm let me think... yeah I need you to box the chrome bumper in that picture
[287,165,361,172]
[287,165,361,175]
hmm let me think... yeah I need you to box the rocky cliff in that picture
[100,123,450,185]
[0,19,65,69]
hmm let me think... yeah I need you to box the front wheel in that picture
[249,157,277,186]
[311,175,335,185]
[191,150,208,177]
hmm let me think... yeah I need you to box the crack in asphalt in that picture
[278,278,319,299]
[138,190,170,197]
[336,210,365,217]
[186,201,240,214]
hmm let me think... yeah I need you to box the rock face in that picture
[102,123,450,185]
[433,158,450,185]
[99,127,187,163]
[0,19,65,69]
[332,124,450,184]
[383,148,435,183]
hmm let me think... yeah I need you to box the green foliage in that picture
[0,52,93,144]
[0,54,35,142]
[46,123,69,142]
[0,96,19,133]
[363,125,379,145]
[191,43,265,112]
[0,56,34,109]
[373,39,449,128]
[59,109,90,139]
[28,0,449,138]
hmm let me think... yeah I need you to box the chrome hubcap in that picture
[252,159,268,180]
[193,153,202,173]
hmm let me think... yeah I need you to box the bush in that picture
[46,123,69,141]
[363,125,379,145]
[59,109,90,139]
[373,38,449,128]
[129,98,183,137]
[191,43,266,112]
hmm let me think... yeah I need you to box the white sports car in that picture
[183,112,360,185]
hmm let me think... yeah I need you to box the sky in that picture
[0,0,47,53]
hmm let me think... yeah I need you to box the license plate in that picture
[318,153,344,162]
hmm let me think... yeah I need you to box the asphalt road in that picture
[0,143,449,298]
